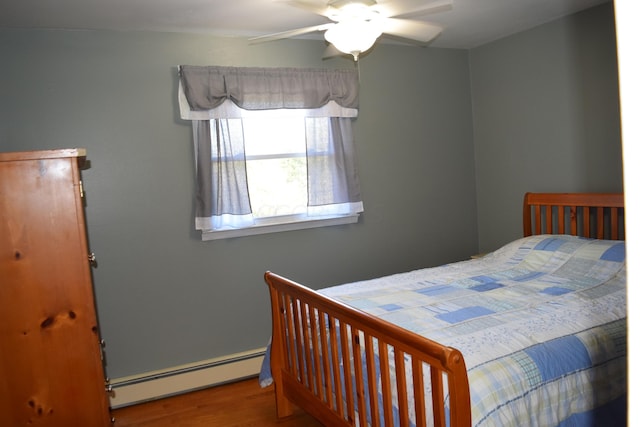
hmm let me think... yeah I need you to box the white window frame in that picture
[201,213,359,240]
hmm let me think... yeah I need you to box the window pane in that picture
[246,157,307,218]
[243,117,306,157]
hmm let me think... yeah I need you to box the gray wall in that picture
[0,29,477,378]
[470,3,622,252]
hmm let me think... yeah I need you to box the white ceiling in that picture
[0,0,610,49]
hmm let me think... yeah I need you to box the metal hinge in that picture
[79,180,85,198]
[89,252,97,268]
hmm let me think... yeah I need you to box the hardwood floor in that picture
[112,377,323,426]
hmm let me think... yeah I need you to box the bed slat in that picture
[378,343,394,426]
[328,316,345,417]
[431,365,446,427]
[292,300,306,386]
[309,307,322,400]
[351,330,367,426]
[394,350,409,426]
[340,322,356,423]
[612,207,619,238]
[318,311,332,406]
[300,303,314,390]
[284,295,296,375]
[583,207,591,237]
[412,358,426,427]
[364,335,380,427]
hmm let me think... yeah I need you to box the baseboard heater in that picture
[109,347,267,408]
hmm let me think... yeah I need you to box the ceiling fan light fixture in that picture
[324,18,382,60]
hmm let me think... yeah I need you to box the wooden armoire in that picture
[0,149,112,426]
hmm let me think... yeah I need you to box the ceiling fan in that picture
[249,0,453,61]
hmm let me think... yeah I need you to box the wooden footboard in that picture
[264,271,471,427]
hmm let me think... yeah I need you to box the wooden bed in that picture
[263,193,625,426]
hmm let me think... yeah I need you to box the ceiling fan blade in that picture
[376,0,453,19]
[249,23,334,44]
[381,18,442,44]
[282,0,337,19]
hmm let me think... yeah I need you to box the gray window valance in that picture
[179,65,359,112]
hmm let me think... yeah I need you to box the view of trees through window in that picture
[243,116,309,218]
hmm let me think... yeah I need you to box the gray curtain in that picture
[193,120,254,231]
[307,117,362,210]
[180,65,363,231]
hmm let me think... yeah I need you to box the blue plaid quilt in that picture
[316,234,627,426]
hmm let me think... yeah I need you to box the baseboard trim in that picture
[109,347,267,408]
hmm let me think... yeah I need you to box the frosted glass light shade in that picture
[325,19,382,60]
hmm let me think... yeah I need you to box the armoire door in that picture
[0,149,111,426]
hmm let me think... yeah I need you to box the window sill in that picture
[200,214,360,241]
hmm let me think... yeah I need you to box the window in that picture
[196,113,362,240]
[178,65,363,240]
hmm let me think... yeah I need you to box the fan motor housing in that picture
[330,0,377,9]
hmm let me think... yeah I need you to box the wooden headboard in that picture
[523,192,625,240]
